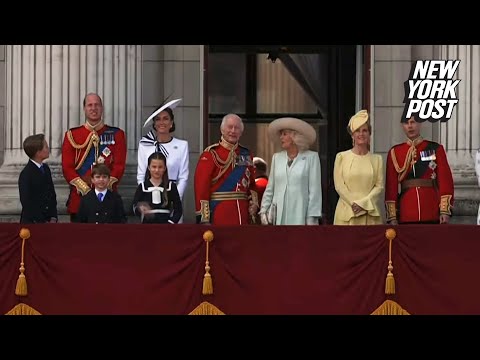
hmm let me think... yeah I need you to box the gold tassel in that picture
[371,300,410,315]
[5,303,41,315]
[15,228,31,297]
[188,301,225,315]
[202,230,214,295]
[385,228,396,295]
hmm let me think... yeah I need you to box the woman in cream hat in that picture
[333,110,384,225]
[259,117,322,225]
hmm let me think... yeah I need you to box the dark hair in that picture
[145,152,170,206]
[91,163,111,177]
[153,107,175,133]
[254,160,267,174]
[23,134,45,159]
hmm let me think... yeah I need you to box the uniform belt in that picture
[210,191,248,201]
[401,179,435,191]
[146,209,170,214]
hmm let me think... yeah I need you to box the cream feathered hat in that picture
[348,110,369,134]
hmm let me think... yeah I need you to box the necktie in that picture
[40,164,45,174]
[97,193,104,202]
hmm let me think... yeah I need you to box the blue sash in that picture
[77,128,118,176]
[210,147,250,222]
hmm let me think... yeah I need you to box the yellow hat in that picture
[348,110,369,134]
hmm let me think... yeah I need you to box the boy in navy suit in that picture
[18,134,58,223]
[76,163,127,224]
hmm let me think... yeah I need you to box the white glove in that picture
[260,213,269,225]
[306,216,318,225]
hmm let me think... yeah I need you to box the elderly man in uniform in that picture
[385,116,454,224]
[194,113,259,225]
[61,93,127,222]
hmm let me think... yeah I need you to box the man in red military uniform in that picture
[253,157,268,207]
[62,93,127,222]
[385,116,454,224]
[194,113,259,225]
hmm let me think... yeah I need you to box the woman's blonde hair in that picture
[289,130,310,151]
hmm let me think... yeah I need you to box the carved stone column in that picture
[0,45,142,216]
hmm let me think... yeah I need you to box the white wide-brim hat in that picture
[267,117,317,146]
[143,98,182,128]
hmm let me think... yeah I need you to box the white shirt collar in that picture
[30,159,43,168]
[95,189,107,197]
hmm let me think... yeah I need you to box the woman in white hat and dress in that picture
[333,109,384,225]
[259,117,322,225]
[137,99,190,209]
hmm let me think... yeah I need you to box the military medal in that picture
[421,150,436,161]
[102,147,111,157]
[97,156,105,164]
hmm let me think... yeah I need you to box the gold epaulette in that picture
[204,143,220,152]
[70,177,92,196]
[439,195,453,215]
[108,177,118,190]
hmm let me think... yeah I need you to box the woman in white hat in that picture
[333,110,384,225]
[137,99,190,208]
[259,117,322,225]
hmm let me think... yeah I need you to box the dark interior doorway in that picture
[205,45,358,224]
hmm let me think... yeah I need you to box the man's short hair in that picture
[91,163,111,177]
[83,93,103,107]
[23,134,45,159]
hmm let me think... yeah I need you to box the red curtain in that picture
[1,223,479,315]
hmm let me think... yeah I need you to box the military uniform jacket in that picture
[194,137,258,225]
[76,190,127,224]
[18,160,58,223]
[385,137,454,223]
[61,122,127,215]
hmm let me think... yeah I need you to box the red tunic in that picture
[385,137,454,223]
[194,139,258,225]
[255,176,268,207]
[61,123,127,215]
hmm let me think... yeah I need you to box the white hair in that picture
[220,113,244,132]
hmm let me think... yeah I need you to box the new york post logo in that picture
[402,60,460,123]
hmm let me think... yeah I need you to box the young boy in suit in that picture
[18,134,58,224]
[76,163,127,224]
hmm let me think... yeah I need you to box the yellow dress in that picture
[333,150,384,225]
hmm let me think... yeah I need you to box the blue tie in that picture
[97,193,104,202]
[40,164,45,174]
